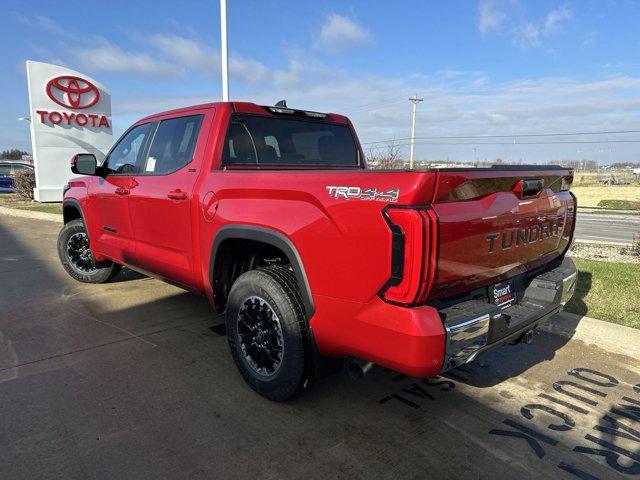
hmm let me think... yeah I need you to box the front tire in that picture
[57,219,121,283]
[226,265,310,401]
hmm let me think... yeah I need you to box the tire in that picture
[226,265,310,401]
[57,219,122,283]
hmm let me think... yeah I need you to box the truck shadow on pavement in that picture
[563,269,592,317]
[108,267,147,283]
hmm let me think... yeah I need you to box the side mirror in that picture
[71,154,97,175]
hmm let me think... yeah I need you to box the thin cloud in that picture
[478,2,574,50]
[478,0,508,34]
[514,23,541,49]
[145,34,281,84]
[544,6,573,35]
[71,42,180,77]
[148,34,215,72]
[313,14,372,54]
[14,14,65,35]
[581,31,598,49]
[16,12,341,87]
[144,34,336,88]
[514,6,573,49]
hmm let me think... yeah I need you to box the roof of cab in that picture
[136,101,350,125]
[137,102,220,123]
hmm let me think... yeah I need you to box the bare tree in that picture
[366,140,407,169]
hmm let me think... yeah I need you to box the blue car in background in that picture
[0,162,34,193]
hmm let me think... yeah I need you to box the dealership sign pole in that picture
[26,60,112,202]
[220,0,229,101]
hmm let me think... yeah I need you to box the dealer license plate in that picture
[489,280,516,310]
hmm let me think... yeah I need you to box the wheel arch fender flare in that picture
[209,225,315,319]
[62,198,87,226]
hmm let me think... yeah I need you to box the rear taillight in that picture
[379,206,438,305]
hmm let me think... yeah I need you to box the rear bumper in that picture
[441,256,577,371]
[312,257,577,377]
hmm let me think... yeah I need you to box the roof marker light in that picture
[304,111,327,118]
[269,107,295,114]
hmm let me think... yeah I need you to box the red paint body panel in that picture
[312,294,446,376]
[64,101,576,377]
[86,175,136,265]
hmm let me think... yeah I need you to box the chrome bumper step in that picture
[440,256,578,372]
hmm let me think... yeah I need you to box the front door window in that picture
[104,123,153,175]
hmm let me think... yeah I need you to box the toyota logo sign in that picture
[37,74,109,128]
[46,75,100,110]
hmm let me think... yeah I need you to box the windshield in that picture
[222,115,359,167]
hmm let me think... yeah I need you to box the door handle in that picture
[168,189,188,200]
[115,187,129,196]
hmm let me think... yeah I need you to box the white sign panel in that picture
[26,61,112,202]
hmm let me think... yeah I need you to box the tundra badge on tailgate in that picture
[326,186,399,202]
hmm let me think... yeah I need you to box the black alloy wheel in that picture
[57,219,121,283]
[237,295,285,377]
[66,231,97,274]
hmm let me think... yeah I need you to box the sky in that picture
[1,0,639,164]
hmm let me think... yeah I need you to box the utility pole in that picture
[408,94,423,169]
[220,0,229,101]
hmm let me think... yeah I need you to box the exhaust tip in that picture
[512,329,535,345]
[348,359,374,380]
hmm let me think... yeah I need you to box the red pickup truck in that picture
[58,101,578,401]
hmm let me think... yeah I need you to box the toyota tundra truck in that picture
[58,101,578,401]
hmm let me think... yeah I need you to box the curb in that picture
[540,311,640,359]
[573,239,631,247]
[578,206,639,214]
[577,212,640,222]
[0,206,62,223]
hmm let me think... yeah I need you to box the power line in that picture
[364,139,640,150]
[361,129,640,145]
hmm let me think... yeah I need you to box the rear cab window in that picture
[222,114,360,167]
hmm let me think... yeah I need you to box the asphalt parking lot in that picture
[1,215,639,480]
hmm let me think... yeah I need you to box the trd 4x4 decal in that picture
[326,186,399,202]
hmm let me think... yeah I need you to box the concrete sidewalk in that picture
[0,205,62,223]
[543,311,640,358]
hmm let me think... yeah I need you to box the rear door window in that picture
[222,115,359,167]
[144,115,203,175]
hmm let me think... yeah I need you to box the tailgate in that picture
[429,167,575,300]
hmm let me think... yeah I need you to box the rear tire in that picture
[57,219,121,283]
[225,265,309,401]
